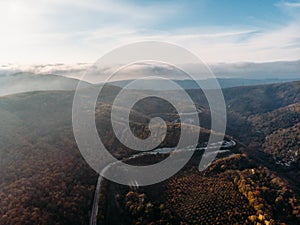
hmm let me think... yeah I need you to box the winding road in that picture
[89,139,236,225]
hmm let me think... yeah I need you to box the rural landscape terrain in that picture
[1,0,300,224]
[0,71,299,224]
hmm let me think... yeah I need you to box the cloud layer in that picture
[1,60,299,83]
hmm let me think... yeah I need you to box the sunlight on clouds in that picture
[0,0,44,59]
[2,0,35,30]
[0,0,300,64]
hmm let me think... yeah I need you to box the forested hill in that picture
[0,80,299,224]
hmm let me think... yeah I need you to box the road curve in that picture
[89,139,236,224]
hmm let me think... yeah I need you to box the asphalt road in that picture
[89,139,236,225]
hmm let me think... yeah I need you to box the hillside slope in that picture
[222,81,300,168]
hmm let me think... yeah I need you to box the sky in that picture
[1,0,300,64]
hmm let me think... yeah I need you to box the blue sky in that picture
[0,0,300,64]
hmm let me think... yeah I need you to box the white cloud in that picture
[0,0,300,64]
[75,24,300,63]
[1,59,299,83]
[281,1,300,8]
[44,0,178,26]
[0,63,91,80]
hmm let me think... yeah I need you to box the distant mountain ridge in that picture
[108,77,300,90]
[0,72,91,96]
[1,72,298,98]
